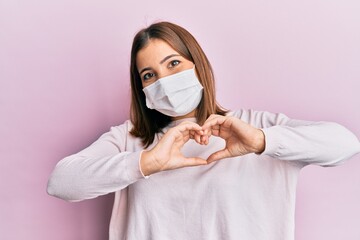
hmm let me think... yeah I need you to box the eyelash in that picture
[169,60,180,68]
[142,60,181,81]
[143,72,154,81]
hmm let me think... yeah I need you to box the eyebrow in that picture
[139,54,181,75]
[160,54,180,64]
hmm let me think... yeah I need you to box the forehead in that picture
[136,39,179,67]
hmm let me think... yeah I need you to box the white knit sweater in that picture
[47,110,360,240]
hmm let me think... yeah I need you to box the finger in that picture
[189,130,195,139]
[189,130,202,144]
[205,113,220,122]
[172,122,202,143]
[182,157,208,167]
[202,116,227,132]
[177,121,203,133]
[207,149,231,163]
[179,130,204,147]
[182,132,190,142]
[204,114,223,125]
[195,132,201,143]
[201,114,219,134]
[200,135,209,145]
[202,116,228,137]
[210,127,221,137]
[202,125,221,138]
[191,127,208,144]
[203,127,214,137]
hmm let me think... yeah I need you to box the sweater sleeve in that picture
[238,110,360,167]
[47,123,146,202]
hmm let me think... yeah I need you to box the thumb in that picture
[207,149,230,163]
[182,157,208,167]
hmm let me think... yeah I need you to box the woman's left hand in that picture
[200,114,266,163]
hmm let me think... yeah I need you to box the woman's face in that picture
[136,39,194,88]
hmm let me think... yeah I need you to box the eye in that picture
[143,72,155,81]
[168,60,180,68]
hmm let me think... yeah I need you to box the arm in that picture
[47,121,208,202]
[257,111,360,166]
[47,124,145,202]
[202,110,360,167]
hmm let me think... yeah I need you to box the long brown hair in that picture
[129,21,227,147]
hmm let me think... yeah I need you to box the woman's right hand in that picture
[140,121,208,176]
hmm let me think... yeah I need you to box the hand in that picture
[201,114,265,163]
[140,121,208,175]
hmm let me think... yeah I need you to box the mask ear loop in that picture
[193,64,198,79]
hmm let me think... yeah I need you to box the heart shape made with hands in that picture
[141,114,265,175]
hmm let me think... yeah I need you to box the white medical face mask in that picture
[142,66,203,117]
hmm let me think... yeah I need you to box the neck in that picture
[171,109,196,121]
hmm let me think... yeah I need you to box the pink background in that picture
[1,0,359,239]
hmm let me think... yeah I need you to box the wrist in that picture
[140,150,158,176]
[254,129,266,154]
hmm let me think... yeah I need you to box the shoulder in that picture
[98,120,137,150]
[227,109,290,128]
[109,120,134,136]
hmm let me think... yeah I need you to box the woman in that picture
[47,22,360,240]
